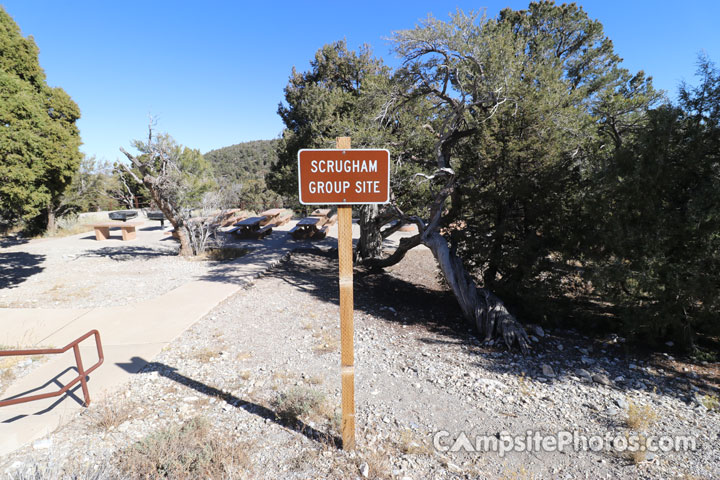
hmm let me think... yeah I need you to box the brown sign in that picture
[298,149,390,205]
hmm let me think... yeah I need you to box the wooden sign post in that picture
[297,139,390,450]
[336,136,355,450]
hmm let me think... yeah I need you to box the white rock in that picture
[32,438,52,450]
[359,462,369,478]
[542,364,556,378]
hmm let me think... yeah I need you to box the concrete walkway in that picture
[0,227,302,457]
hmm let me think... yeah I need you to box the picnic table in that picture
[289,216,329,240]
[146,210,165,227]
[108,210,138,221]
[90,221,142,241]
[309,208,337,226]
[309,208,331,218]
[229,216,273,239]
[260,208,292,226]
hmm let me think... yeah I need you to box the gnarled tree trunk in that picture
[423,231,530,354]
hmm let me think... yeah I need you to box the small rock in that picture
[629,363,637,370]
[581,356,595,365]
[359,462,369,478]
[614,375,625,383]
[183,396,199,403]
[382,416,391,423]
[557,344,564,351]
[645,452,656,462]
[576,368,592,380]
[614,397,629,410]
[665,341,674,347]
[533,325,545,338]
[592,373,612,386]
[530,335,540,343]
[605,406,620,416]
[32,438,52,450]
[541,364,556,378]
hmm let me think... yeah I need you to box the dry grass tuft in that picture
[312,330,339,354]
[700,393,719,411]
[44,282,92,302]
[306,374,324,385]
[626,401,658,431]
[627,433,649,464]
[117,416,251,479]
[358,449,391,480]
[517,372,531,396]
[395,429,433,455]
[0,348,47,396]
[88,397,134,431]
[235,351,253,361]
[499,464,534,479]
[272,387,325,423]
[192,347,221,363]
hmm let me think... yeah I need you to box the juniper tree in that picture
[0,7,82,231]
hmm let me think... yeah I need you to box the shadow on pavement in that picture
[0,366,88,423]
[0,252,45,289]
[78,246,176,261]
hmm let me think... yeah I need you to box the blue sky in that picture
[2,1,718,164]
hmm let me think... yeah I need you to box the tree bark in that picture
[46,204,56,234]
[423,231,530,354]
[357,204,383,260]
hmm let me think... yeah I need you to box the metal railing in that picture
[0,330,104,408]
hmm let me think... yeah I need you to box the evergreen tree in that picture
[0,7,82,231]
[586,56,720,348]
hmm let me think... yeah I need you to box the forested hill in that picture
[204,139,279,182]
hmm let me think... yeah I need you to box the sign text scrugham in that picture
[297,149,390,205]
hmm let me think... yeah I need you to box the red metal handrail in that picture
[0,330,104,407]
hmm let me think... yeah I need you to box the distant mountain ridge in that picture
[204,139,279,182]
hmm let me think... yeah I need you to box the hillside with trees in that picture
[205,139,281,211]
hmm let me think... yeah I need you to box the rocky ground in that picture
[1,246,719,479]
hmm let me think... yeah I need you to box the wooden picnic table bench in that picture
[261,208,293,226]
[260,208,294,226]
[90,222,142,241]
[289,216,329,240]
[310,208,331,218]
[231,216,272,239]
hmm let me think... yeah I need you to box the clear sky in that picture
[2,1,718,164]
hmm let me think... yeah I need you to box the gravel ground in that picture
[1,247,719,479]
[0,223,213,309]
